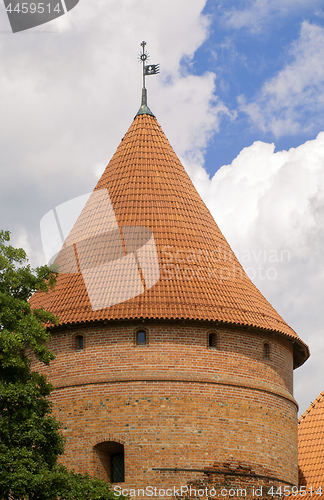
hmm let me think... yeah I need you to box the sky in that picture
[0,0,323,416]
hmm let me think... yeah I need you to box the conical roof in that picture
[30,112,309,367]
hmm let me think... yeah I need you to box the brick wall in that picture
[31,320,298,493]
[176,461,288,500]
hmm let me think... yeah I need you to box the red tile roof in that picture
[30,113,309,367]
[298,392,324,491]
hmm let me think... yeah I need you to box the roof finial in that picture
[136,41,160,117]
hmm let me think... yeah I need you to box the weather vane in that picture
[138,41,160,90]
[136,41,160,116]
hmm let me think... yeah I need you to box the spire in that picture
[136,41,159,117]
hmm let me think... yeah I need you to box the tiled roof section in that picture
[298,391,324,489]
[30,113,309,367]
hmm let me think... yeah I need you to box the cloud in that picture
[156,73,233,166]
[239,21,324,136]
[0,0,230,265]
[221,0,323,33]
[193,132,324,414]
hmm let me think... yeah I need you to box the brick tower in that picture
[30,62,309,496]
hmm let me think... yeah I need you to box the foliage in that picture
[0,230,126,500]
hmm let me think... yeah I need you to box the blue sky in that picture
[0,0,324,415]
[186,1,324,173]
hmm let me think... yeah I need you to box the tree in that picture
[0,230,126,500]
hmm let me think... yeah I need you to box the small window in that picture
[76,335,84,350]
[263,342,270,359]
[208,332,217,348]
[93,441,125,483]
[136,330,146,346]
[111,453,125,483]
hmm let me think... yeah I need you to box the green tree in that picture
[0,230,126,500]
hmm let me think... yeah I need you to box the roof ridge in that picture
[298,390,324,424]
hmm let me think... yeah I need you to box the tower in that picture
[30,43,309,496]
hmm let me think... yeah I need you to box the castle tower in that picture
[30,48,309,495]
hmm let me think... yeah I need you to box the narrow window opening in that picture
[93,441,124,483]
[76,335,84,350]
[264,342,270,359]
[209,333,217,348]
[136,330,146,345]
[111,453,125,483]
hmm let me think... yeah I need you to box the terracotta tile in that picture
[30,114,308,368]
[298,393,324,492]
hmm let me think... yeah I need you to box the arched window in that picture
[208,332,217,348]
[93,441,125,483]
[136,330,146,346]
[76,335,84,350]
[263,342,270,359]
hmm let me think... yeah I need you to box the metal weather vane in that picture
[139,41,160,89]
[136,41,160,116]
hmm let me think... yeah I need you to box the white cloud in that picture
[194,132,324,414]
[0,0,230,265]
[239,22,324,136]
[156,73,233,166]
[222,0,323,33]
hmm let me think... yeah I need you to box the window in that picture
[93,441,125,483]
[111,453,125,483]
[263,342,270,359]
[76,335,84,350]
[136,330,146,346]
[208,332,217,348]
